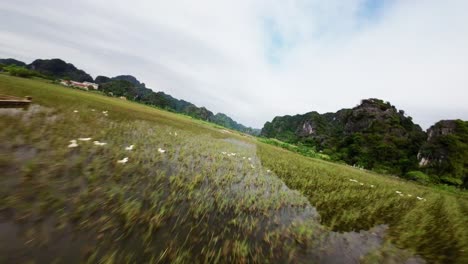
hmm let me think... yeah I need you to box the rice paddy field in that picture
[0,74,467,263]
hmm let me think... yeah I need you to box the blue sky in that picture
[264,18,289,64]
[265,0,390,64]
[0,0,467,129]
[359,0,387,19]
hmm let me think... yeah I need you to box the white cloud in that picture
[0,0,467,129]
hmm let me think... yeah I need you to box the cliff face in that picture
[261,99,426,174]
[418,120,468,186]
[426,120,457,141]
[418,120,457,166]
[262,100,468,186]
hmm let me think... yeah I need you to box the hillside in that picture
[29,58,94,82]
[0,57,258,135]
[262,99,426,175]
[1,74,467,262]
[419,120,468,187]
[0,58,27,67]
[95,74,260,134]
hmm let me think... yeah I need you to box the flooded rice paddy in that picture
[0,105,425,263]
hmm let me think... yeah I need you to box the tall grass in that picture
[1,74,467,263]
[257,143,468,263]
[0,75,316,262]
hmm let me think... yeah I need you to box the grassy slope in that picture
[0,74,467,263]
[258,145,468,263]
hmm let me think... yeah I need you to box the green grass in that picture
[258,137,331,160]
[257,143,468,263]
[0,74,467,263]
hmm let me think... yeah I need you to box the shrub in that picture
[4,65,37,78]
[405,171,432,184]
[440,175,463,186]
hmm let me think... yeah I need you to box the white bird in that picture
[416,196,424,200]
[349,179,358,183]
[407,194,412,197]
[174,132,178,136]
[250,164,255,169]
[230,153,236,156]
[221,151,227,155]
[117,157,129,164]
[267,170,271,173]
[158,148,166,153]
[125,145,134,151]
[73,110,79,113]
[91,109,96,112]
[68,139,78,148]
[248,157,252,161]
[360,183,364,186]
[242,157,246,159]
[93,141,107,146]
[370,185,375,188]
[78,137,92,141]
[395,191,402,194]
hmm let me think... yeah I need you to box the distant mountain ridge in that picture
[96,74,260,134]
[262,98,467,187]
[0,58,26,67]
[29,58,93,82]
[0,57,259,135]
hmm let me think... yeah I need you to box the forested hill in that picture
[0,58,259,135]
[261,98,468,187]
[95,75,260,135]
[29,59,94,82]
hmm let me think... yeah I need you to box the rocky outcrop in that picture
[262,101,467,186]
[261,99,426,174]
[28,59,93,82]
[426,120,457,141]
[417,120,468,186]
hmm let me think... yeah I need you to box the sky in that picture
[1,0,467,129]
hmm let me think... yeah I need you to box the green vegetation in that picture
[0,74,467,263]
[3,65,40,78]
[404,171,432,185]
[261,99,466,186]
[0,57,259,135]
[28,58,93,82]
[259,138,330,160]
[0,74,314,262]
[257,144,468,263]
[419,120,468,188]
[97,76,260,135]
[0,58,27,67]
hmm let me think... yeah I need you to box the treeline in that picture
[95,75,259,134]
